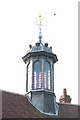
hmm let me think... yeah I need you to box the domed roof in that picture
[22,40,58,63]
[26,41,53,54]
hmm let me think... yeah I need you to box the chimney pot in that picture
[63,88,67,96]
[59,88,72,104]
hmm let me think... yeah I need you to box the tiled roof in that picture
[0,90,80,118]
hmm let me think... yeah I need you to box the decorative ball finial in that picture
[36,14,48,43]
[39,35,42,43]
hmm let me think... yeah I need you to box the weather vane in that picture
[36,12,56,43]
[36,15,43,43]
[36,14,47,43]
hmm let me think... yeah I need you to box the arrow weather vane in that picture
[36,12,56,43]
[36,15,47,43]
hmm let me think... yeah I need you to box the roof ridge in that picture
[57,102,79,106]
[2,90,25,97]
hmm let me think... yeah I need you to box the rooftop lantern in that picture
[22,15,59,115]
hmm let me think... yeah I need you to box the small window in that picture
[33,60,42,89]
[27,62,32,92]
[44,61,52,90]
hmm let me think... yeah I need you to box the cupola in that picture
[22,15,59,115]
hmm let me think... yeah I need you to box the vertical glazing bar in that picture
[78,1,80,106]
[0,90,2,119]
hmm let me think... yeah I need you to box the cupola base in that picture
[27,90,58,115]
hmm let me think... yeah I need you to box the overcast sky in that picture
[0,0,78,104]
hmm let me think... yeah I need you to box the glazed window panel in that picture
[27,62,32,92]
[52,64,54,91]
[33,60,42,89]
[44,61,52,90]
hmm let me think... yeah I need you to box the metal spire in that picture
[38,15,42,43]
[36,14,47,43]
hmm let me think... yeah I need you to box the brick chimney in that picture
[59,88,72,103]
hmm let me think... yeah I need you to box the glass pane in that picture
[44,61,51,90]
[27,62,32,92]
[33,61,42,89]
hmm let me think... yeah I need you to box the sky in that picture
[0,0,78,104]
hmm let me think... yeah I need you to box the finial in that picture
[36,14,47,43]
[38,15,42,43]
